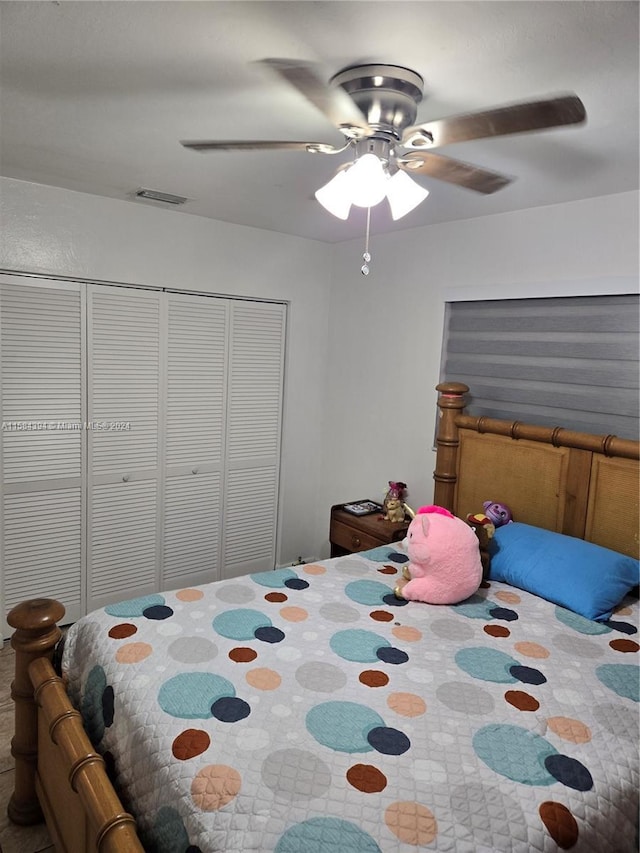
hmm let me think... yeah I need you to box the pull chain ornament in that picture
[361,206,372,275]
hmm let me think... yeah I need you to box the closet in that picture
[0,275,286,636]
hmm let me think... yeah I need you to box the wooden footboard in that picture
[8,599,144,853]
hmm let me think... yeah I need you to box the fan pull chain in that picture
[361,207,372,276]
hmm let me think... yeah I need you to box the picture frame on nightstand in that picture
[342,500,383,516]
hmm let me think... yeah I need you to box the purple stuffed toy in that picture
[395,505,483,605]
[483,500,513,528]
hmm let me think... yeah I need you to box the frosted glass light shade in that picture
[386,170,430,220]
[315,171,352,220]
[315,155,430,220]
[347,154,388,208]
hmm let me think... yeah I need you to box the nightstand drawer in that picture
[330,519,382,553]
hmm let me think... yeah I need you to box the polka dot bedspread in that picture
[62,547,639,852]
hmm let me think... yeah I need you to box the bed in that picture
[7,381,639,852]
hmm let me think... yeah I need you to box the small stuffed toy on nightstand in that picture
[394,505,483,605]
[383,481,408,523]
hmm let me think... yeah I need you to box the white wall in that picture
[0,176,333,563]
[321,191,639,535]
[2,179,638,561]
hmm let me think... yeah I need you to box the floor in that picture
[0,640,55,853]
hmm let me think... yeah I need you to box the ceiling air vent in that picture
[134,188,188,205]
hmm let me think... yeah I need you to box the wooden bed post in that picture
[433,382,468,511]
[7,598,65,826]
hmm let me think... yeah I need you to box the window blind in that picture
[440,294,639,440]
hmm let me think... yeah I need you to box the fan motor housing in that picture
[331,64,424,139]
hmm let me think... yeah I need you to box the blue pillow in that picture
[488,522,639,621]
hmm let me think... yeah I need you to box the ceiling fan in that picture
[181,59,586,220]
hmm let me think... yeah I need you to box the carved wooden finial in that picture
[8,598,65,633]
[436,382,469,408]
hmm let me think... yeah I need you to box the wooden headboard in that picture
[433,382,640,560]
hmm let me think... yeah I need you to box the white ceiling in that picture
[1,1,638,243]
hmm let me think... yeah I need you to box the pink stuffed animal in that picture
[395,505,483,604]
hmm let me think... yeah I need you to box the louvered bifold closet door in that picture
[0,278,85,637]
[222,301,286,578]
[162,294,228,588]
[87,286,162,611]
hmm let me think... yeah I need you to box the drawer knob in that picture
[192,468,199,475]
[122,475,130,483]
[351,536,361,548]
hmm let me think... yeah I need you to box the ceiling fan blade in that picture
[399,152,512,194]
[181,139,342,153]
[259,58,372,139]
[402,94,586,148]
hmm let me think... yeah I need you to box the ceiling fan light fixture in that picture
[347,153,388,208]
[180,59,587,236]
[386,170,430,220]
[315,171,352,219]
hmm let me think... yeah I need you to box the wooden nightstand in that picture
[330,501,409,558]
